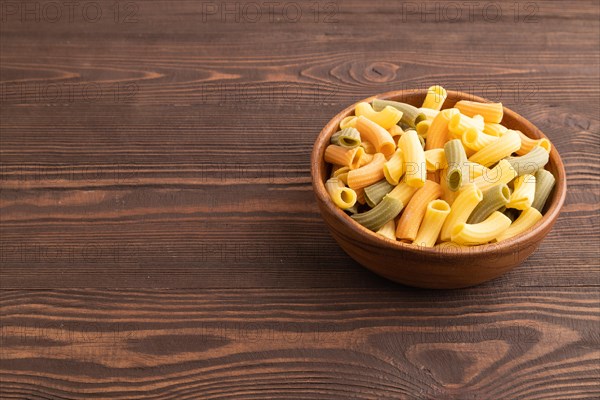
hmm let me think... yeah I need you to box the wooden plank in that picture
[1,288,598,399]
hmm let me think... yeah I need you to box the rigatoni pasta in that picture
[322,85,556,246]
[330,127,361,148]
[444,139,468,191]
[451,211,512,245]
[325,178,357,210]
[355,116,396,157]
[413,200,451,247]
[364,179,394,208]
[395,180,442,241]
[496,207,543,242]
[347,153,386,190]
[532,169,556,212]
[455,100,503,123]
[372,99,426,128]
[422,85,448,111]
[425,108,459,150]
[506,174,536,210]
[440,184,483,241]
[398,130,426,188]
[469,129,521,167]
[324,144,364,170]
[355,102,403,130]
[505,146,549,176]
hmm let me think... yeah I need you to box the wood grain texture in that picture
[1,288,599,399]
[1,0,599,398]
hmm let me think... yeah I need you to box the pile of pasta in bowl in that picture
[324,86,555,247]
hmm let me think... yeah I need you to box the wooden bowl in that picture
[311,90,566,289]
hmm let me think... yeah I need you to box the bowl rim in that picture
[311,89,567,257]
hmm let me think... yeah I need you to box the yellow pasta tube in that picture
[514,129,552,156]
[464,162,489,179]
[355,116,396,157]
[347,153,386,190]
[506,174,536,210]
[440,184,483,241]
[325,178,357,210]
[416,119,431,138]
[451,211,512,245]
[398,130,427,188]
[387,180,419,206]
[358,152,374,167]
[419,107,440,121]
[355,102,403,130]
[461,128,499,152]
[388,125,404,142]
[425,148,447,171]
[383,149,404,185]
[472,115,485,130]
[324,145,363,169]
[331,164,346,176]
[455,100,504,123]
[332,166,350,184]
[448,113,485,138]
[422,85,448,111]
[424,108,460,150]
[471,159,517,192]
[496,207,543,242]
[396,180,443,241]
[469,129,521,167]
[340,116,358,129]
[412,199,451,247]
[483,122,508,137]
[376,219,396,241]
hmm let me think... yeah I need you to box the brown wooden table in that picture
[1,1,599,398]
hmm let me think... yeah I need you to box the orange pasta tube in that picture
[425,108,459,150]
[355,187,366,205]
[347,153,386,190]
[324,145,363,169]
[514,129,552,156]
[395,180,443,241]
[355,116,396,157]
[455,100,504,124]
[358,152,374,167]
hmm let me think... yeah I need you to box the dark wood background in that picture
[1,0,599,398]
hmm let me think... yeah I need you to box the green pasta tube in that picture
[505,146,549,176]
[330,127,361,148]
[467,184,511,223]
[372,99,426,128]
[444,139,468,191]
[364,179,394,208]
[531,169,556,211]
[351,194,404,231]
